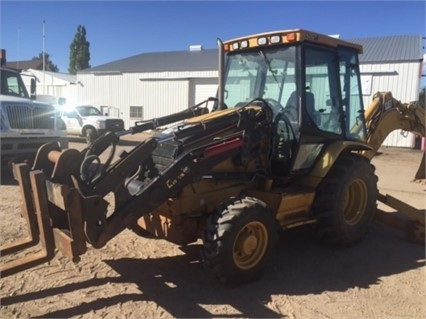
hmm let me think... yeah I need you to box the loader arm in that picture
[0,103,271,277]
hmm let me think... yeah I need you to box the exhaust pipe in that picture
[217,38,225,110]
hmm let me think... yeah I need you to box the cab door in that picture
[288,45,366,174]
[289,45,343,173]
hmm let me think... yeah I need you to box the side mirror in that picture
[30,78,36,99]
[58,97,66,106]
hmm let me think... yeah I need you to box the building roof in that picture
[82,49,218,74]
[80,34,424,74]
[349,35,424,63]
[23,69,76,83]
[5,59,57,72]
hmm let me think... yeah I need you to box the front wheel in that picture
[85,128,98,144]
[201,196,278,285]
[313,153,378,245]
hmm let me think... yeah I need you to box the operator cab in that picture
[219,29,368,177]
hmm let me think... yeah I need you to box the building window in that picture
[130,106,143,119]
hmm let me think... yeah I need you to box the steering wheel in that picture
[8,88,19,96]
[264,98,284,117]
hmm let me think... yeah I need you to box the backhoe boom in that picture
[363,91,425,243]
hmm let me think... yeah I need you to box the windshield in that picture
[76,105,102,116]
[224,46,297,111]
[0,69,30,98]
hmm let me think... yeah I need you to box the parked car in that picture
[60,105,124,143]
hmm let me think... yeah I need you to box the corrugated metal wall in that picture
[360,61,421,148]
[75,71,217,129]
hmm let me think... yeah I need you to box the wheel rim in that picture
[233,221,268,270]
[343,178,368,226]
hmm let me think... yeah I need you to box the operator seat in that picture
[284,91,320,125]
[284,91,316,121]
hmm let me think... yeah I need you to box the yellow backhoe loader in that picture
[1,29,424,284]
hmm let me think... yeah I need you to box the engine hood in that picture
[80,115,123,121]
[0,94,52,108]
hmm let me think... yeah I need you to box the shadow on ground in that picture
[2,223,424,318]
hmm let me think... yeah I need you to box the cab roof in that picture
[223,29,363,53]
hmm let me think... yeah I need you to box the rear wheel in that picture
[201,196,278,284]
[313,153,377,245]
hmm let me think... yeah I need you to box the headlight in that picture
[96,120,106,129]
[270,35,281,44]
[257,37,267,46]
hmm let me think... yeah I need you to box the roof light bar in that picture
[223,29,363,53]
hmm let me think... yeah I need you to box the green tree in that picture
[32,52,59,72]
[419,87,425,109]
[68,25,91,74]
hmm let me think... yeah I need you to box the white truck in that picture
[60,105,124,143]
[0,49,68,164]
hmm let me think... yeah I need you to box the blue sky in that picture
[1,1,425,78]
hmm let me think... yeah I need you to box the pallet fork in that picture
[0,162,87,277]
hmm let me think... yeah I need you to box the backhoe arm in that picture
[362,91,425,160]
[361,92,425,243]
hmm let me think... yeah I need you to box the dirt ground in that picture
[0,138,425,319]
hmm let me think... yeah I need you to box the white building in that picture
[351,35,424,147]
[75,49,218,126]
[20,69,79,105]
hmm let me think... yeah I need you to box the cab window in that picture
[304,46,342,135]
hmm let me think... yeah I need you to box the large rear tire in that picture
[312,153,377,245]
[201,196,278,285]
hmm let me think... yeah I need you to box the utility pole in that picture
[42,20,46,94]
[17,27,20,69]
